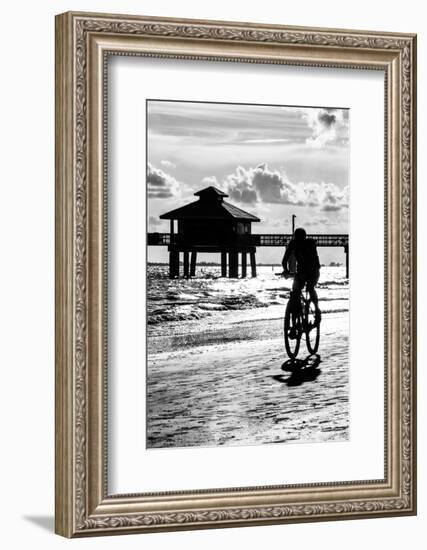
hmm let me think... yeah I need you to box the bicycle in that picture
[283,274,321,359]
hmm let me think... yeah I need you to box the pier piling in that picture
[221,251,227,277]
[250,251,257,277]
[190,251,197,276]
[169,250,179,278]
[183,251,190,278]
[229,251,239,278]
[241,252,247,278]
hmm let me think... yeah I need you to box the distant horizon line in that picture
[147,261,343,267]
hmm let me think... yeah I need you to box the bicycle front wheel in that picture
[305,299,320,354]
[284,298,302,359]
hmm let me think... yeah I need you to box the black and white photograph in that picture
[0,1,419,545]
[146,99,350,449]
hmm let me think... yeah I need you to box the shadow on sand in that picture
[272,354,322,387]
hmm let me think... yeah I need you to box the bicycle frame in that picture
[284,280,320,359]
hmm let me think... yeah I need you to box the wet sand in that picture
[146,311,349,449]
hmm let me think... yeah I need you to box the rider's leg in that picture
[307,285,319,308]
[307,270,320,309]
[291,275,304,310]
[288,275,303,338]
[292,274,303,294]
[306,269,321,329]
[306,284,321,327]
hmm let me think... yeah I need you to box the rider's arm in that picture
[282,242,294,271]
[313,244,321,270]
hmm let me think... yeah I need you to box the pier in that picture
[147,232,349,278]
[149,186,349,278]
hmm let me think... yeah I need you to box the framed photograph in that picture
[55,11,417,537]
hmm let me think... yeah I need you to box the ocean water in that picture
[147,265,348,341]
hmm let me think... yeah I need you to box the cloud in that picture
[211,164,348,210]
[305,217,335,227]
[146,163,180,198]
[237,138,293,144]
[199,164,348,210]
[148,215,161,227]
[300,108,348,148]
[201,176,220,187]
[296,182,348,211]
[203,171,258,204]
[252,163,291,203]
[222,167,259,204]
[220,164,282,204]
[321,184,349,211]
[160,159,176,169]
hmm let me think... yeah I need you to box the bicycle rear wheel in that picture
[305,299,320,354]
[284,298,302,359]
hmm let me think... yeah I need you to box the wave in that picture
[148,310,207,325]
[317,280,348,287]
[233,308,349,324]
[147,265,348,326]
[148,305,349,326]
[148,294,269,325]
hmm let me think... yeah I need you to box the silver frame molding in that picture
[55,11,417,537]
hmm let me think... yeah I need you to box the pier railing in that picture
[147,233,348,247]
[148,232,349,278]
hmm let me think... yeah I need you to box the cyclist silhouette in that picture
[282,227,321,312]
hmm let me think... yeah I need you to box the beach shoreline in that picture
[147,309,349,449]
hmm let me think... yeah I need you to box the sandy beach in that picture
[147,306,349,449]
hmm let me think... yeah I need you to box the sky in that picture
[147,100,349,264]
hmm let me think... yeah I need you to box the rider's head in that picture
[294,227,307,242]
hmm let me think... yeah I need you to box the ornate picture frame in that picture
[55,11,416,537]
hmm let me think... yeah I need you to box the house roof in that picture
[159,186,260,222]
[194,186,228,198]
